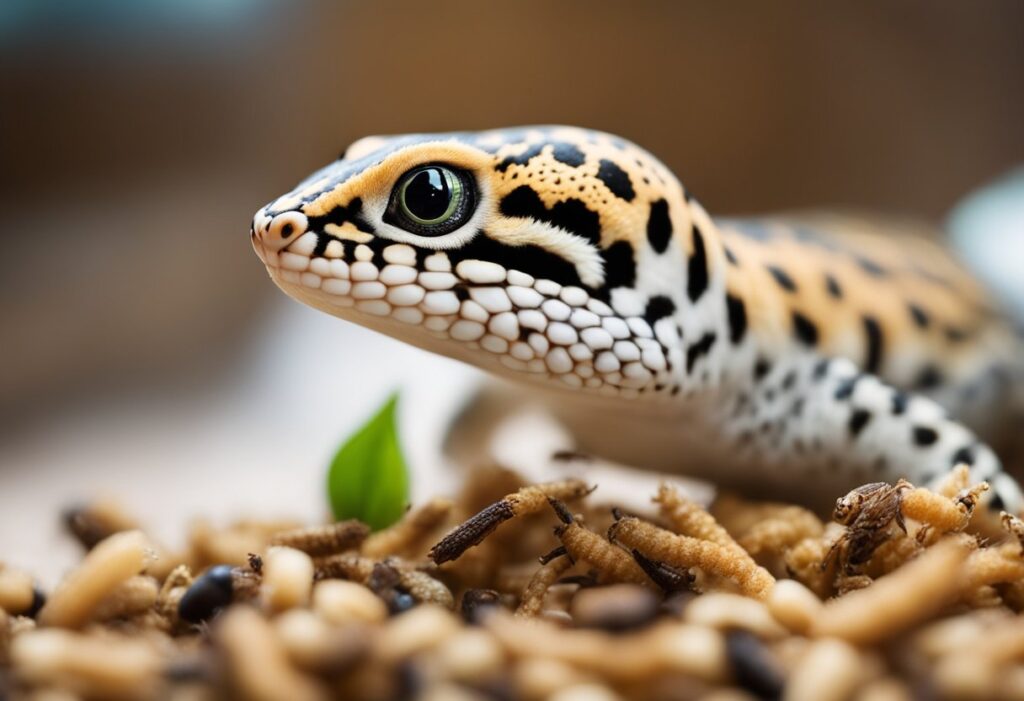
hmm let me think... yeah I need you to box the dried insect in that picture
[902,482,989,544]
[515,547,575,618]
[14,462,1024,700]
[608,516,775,599]
[548,499,652,588]
[429,479,592,564]
[270,520,370,558]
[629,549,695,593]
[654,484,745,557]
[737,505,823,557]
[812,539,970,644]
[314,553,454,609]
[825,480,911,574]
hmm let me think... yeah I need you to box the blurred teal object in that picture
[949,167,1024,324]
[0,0,269,38]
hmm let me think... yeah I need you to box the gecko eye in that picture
[385,165,475,236]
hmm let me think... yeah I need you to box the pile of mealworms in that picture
[2,463,1024,700]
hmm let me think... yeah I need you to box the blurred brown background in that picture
[3,0,1024,424]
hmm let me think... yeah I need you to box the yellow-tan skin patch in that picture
[719,215,1013,393]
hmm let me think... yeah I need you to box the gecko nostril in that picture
[268,211,308,241]
[254,210,310,252]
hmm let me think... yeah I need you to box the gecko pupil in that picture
[387,164,473,235]
[404,168,452,221]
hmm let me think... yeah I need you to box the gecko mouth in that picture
[255,232,680,399]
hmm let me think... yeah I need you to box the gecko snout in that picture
[251,208,308,253]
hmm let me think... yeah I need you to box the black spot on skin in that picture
[834,375,861,400]
[687,226,709,302]
[908,304,930,329]
[312,233,329,257]
[945,326,969,343]
[781,371,797,391]
[813,359,830,380]
[848,409,872,437]
[644,295,675,323]
[915,365,944,390]
[825,274,843,299]
[306,197,376,238]
[596,159,635,202]
[913,426,939,447]
[724,247,739,265]
[767,266,797,292]
[726,294,748,344]
[891,391,909,415]
[791,312,819,346]
[754,358,772,381]
[495,143,545,172]
[601,241,636,291]
[951,445,976,467]
[686,333,717,373]
[500,186,601,245]
[550,142,587,167]
[413,246,430,270]
[856,257,887,277]
[451,230,583,288]
[646,199,673,253]
[862,316,884,374]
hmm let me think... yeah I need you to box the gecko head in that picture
[251,127,692,400]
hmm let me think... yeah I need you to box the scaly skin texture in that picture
[250,126,1024,512]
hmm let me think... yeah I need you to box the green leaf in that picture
[326,392,409,530]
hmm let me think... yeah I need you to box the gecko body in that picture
[251,127,1024,511]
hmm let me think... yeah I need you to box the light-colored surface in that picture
[0,301,479,585]
[949,166,1024,324]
